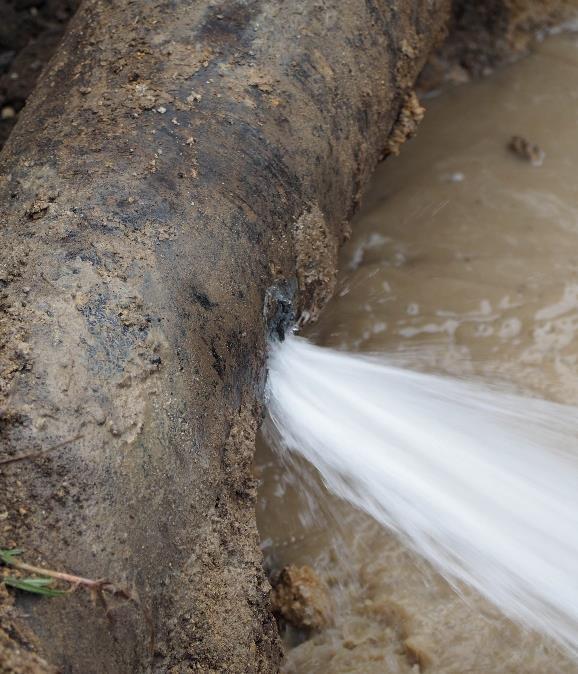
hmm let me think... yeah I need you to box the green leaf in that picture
[15,577,53,587]
[0,548,23,565]
[3,576,66,597]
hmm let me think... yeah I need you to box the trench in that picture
[257,30,578,673]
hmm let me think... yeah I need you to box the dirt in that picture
[508,134,546,165]
[0,586,54,674]
[382,91,426,159]
[0,0,78,148]
[292,206,340,325]
[418,0,576,91]
[270,565,331,632]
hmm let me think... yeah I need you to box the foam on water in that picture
[266,334,578,656]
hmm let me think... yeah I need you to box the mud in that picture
[0,585,54,674]
[419,0,577,89]
[258,30,578,674]
[0,0,78,148]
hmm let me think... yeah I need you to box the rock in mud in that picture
[508,135,545,166]
[271,565,332,631]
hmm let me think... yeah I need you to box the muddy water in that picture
[257,32,578,673]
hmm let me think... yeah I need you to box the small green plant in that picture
[1,548,65,597]
[0,547,129,603]
[0,547,154,650]
[0,548,23,565]
[3,576,66,597]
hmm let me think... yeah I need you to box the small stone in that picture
[186,92,202,104]
[508,135,545,167]
[26,198,50,219]
[1,106,15,119]
[270,564,332,631]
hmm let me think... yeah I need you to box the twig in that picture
[0,434,83,466]
[1,549,154,648]
[1,551,134,622]
[4,555,128,599]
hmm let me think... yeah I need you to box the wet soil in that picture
[0,0,78,147]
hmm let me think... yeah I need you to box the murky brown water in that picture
[257,31,578,673]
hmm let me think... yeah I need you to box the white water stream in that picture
[266,334,578,657]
